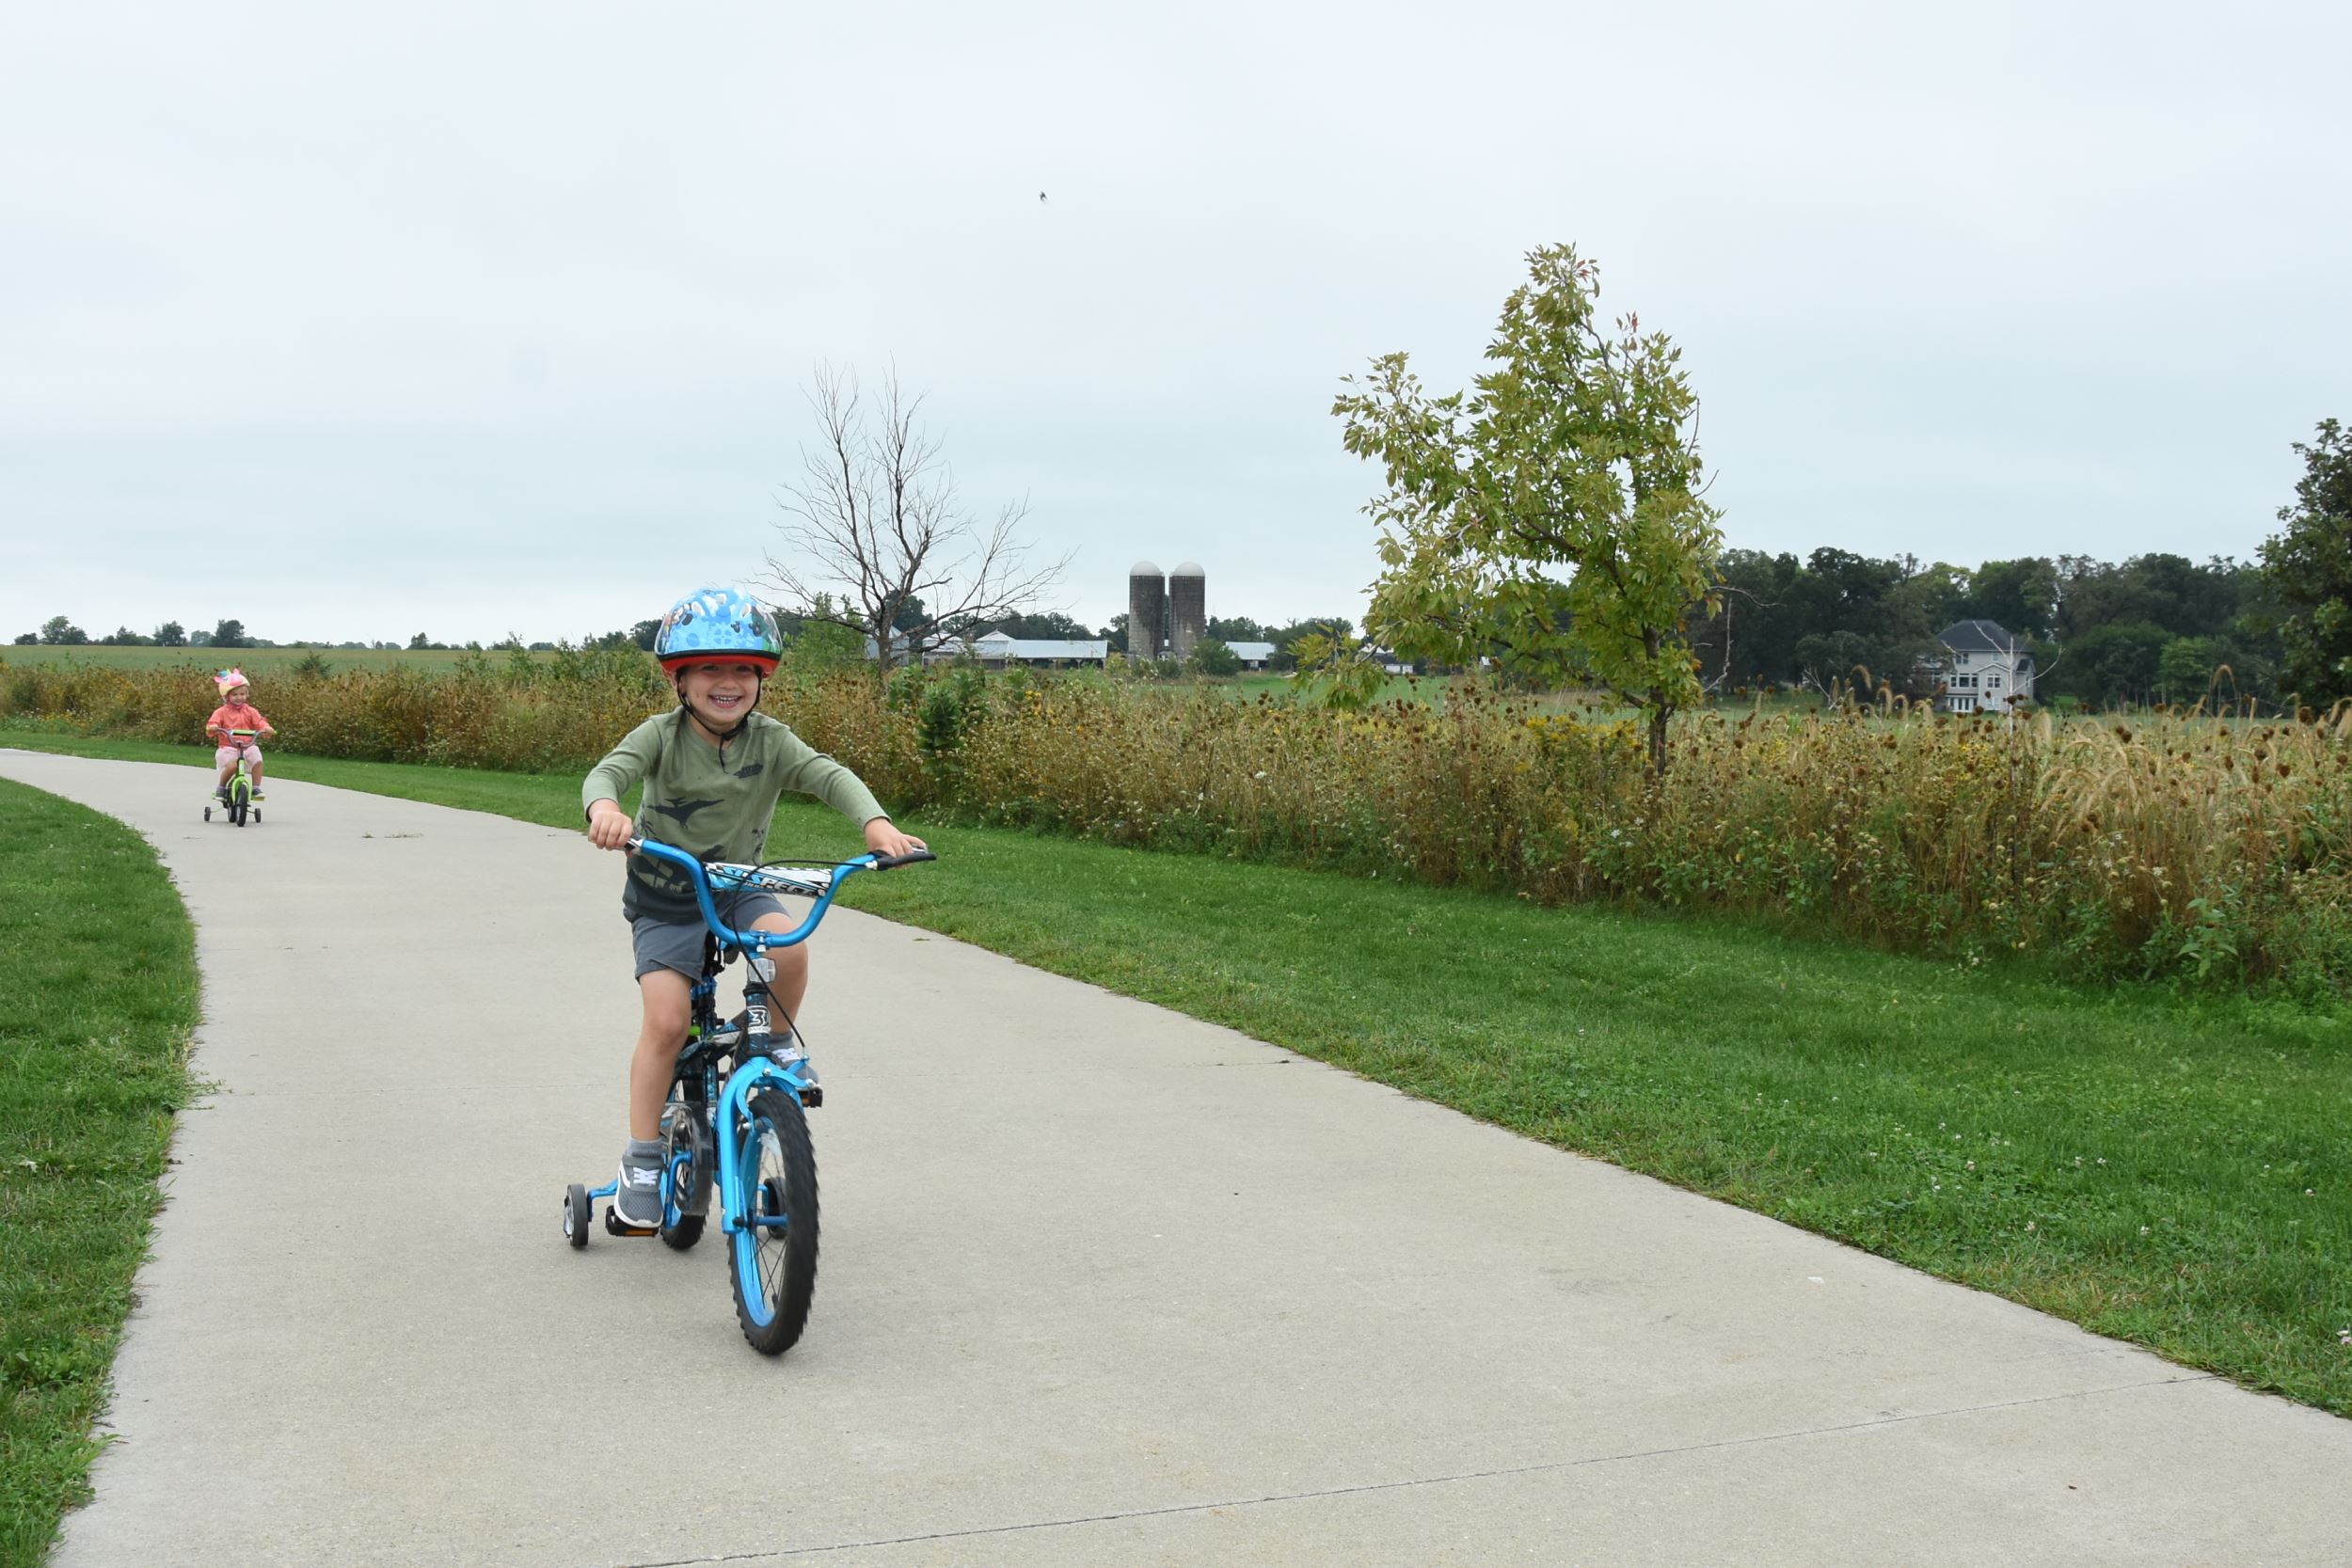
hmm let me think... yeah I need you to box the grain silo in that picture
[1169,562,1206,663]
[1128,562,1167,661]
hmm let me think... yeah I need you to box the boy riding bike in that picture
[582,586,924,1228]
[205,668,277,801]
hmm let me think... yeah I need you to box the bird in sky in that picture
[1039,191,1047,202]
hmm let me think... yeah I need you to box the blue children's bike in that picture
[563,835,934,1355]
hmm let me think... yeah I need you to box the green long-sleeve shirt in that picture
[581,709,889,923]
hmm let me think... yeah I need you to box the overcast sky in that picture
[5,1,2345,645]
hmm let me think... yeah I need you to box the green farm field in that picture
[0,645,599,677]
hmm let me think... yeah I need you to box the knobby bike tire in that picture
[729,1086,818,1355]
[660,1101,707,1252]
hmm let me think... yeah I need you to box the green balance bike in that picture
[205,730,263,826]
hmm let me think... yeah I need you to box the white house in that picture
[1225,641,1277,669]
[1936,620,2035,715]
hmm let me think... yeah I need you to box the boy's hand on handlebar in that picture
[587,800,634,850]
[864,817,926,860]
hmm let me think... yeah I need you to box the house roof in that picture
[1938,619,2024,655]
[973,636,1107,660]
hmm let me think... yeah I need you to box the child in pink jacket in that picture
[204,668,277,800]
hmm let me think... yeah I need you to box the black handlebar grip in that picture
[872,848,939,870]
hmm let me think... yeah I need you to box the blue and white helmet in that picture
[654,587,782,675]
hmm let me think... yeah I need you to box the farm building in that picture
[969,632,1109,670]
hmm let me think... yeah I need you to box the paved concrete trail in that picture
[10,751,2349,1567]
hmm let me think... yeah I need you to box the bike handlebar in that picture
[621,836,934,952]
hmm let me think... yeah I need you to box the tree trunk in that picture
[1646,695,1671,780]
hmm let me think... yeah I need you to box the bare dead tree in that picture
[763,365,1068,674]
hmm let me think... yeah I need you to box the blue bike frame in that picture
[622,836,907,1243]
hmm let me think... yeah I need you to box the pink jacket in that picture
[206,702,274,743]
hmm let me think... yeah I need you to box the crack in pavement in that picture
[593,1370,2221,1567]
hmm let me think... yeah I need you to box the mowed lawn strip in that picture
[7,733,2349,1416]
[0,778,199,1568]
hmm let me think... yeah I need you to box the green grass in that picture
[5,730,2349,1420]
[0,780,199,1568]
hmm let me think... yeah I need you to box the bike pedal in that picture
[601,1210,660,1238]
[801,1085,823,1109]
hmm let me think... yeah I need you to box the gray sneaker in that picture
[614,1147,665,1228]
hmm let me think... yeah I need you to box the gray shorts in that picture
[629,895,788,980]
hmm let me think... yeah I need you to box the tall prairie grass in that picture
[8,654,2350,990]
[0,645,670,773]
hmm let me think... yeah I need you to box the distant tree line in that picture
[15,616,242,649]
[1686,551,2287,708]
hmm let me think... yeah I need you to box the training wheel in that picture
[564,1183,590,1248]
[202,806,212,822]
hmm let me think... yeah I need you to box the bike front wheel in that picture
[728,1087,817,1355]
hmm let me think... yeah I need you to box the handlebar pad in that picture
[871,849,939,870]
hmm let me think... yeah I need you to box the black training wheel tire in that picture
[202,806,212,822]
[564,1183,591,1249]
[729,1087,818,1355]
[660,1112,707,1252]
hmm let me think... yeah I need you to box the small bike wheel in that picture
[202,806,212,822]
[660,1112,707,1252]
[729,1087,818,1355]
[564,1183,591,1249]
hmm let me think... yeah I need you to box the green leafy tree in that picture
[100,626,146,645]
[2261,418,2352,704]
[2155,635,2235,706]
[152,620,185,646]
[1188,637,1242,677]
[982,610,1092,640]
[1333,244,1723,773]
[2055,622,2171,707]
[11,631,37,645]
[1792,630,1881,697]
[1963,558,2059,639]
[785,592,866,675]
[211,618,250,648]
[630,619,661,651]
[39,615,87,645]
[1687,548,1807,692]
[1285,625,1383,707]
